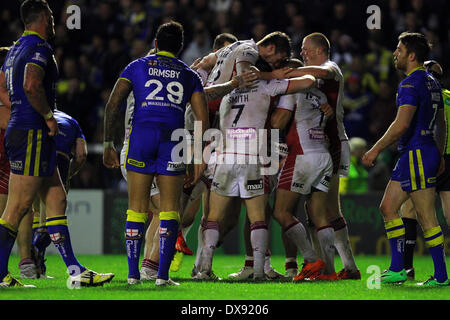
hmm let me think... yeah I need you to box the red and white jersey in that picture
[219,79,289,156]
[206,40,259,87]
[278,88,330,154]
[122,93,135,148]
[320,60,348,142]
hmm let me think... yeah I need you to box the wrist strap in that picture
[44,110,54,120]
[104,141,114,148]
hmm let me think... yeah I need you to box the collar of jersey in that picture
[407,66,426,76]
[156,51,176,58]
[22,30,45,40]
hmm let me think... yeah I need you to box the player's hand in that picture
[232,70,258,88]
[249,66,265,79]
[190,58,201,70]
[272,66,293,79]
[45,117,59,136]
[319,103,334,117]
[362,148,378,167]
[188,162,207,187]
[103,147,120,169]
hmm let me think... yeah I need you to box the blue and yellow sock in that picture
[46,215,86,276]
[158,211,180,280]
[0,219,17,280]
[125,210,147,280]
[385,218,405,272]
[424,226,448,283]
[32,217,51,252]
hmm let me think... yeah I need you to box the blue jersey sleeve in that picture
[24,43,53,71]
[71,117,86,141]
[119,61,135,84]
[191,70,204,94]
[397,81,419,109]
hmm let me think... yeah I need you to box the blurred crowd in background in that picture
[1,0,449,192]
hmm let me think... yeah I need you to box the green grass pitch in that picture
[1,254,449,300]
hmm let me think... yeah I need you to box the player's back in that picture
[206,40,259,87]
[397,68,443,153]
[54,110,85,159]
[279,88,330,154]
[120,52,203,131]
[2,31,58,130]
[219,79,289,156]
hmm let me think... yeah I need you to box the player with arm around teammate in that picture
[196,68,320,280]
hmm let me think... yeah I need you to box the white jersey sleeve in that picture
[264,79,290,98]
[283,88,330,154]
[206,40,259,87]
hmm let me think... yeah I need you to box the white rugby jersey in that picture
[219,79,289,156]
[320,60,348,142]
[206,39,259,87]
[277,88,330,154]
[123,92,135,148]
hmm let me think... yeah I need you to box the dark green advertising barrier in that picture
[103,191,449,256]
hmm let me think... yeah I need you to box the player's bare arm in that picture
[286,65,335,80]
[192,52,217,72]
[252,66,293,81]
[23,63,58,136]
[362,106,417,167]
[285,75,317,94]
[103,78,132,169]
[69,138,87,178]
[204,70,257,102]
[189,90,209,185]
[0,71,11,110]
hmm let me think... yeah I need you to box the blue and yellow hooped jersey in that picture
[119,51,204,131]
[396,67,443,153]
[1,31,58,130]
[53,110,85,159]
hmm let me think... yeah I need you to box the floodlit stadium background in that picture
[2,0,449,256]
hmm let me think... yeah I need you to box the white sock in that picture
[317,227,336,274]
[264,252,271,273]
[194,225,204,270]
[334,226,358,271]
[200,225,219,273]
[250,226,268,279]
[284,222,318,263]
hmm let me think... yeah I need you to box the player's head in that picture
[20,0,55,40]
[424,60,443,81]
[394,32,430,72]
[301,32,330,66]
[257,31,292,69]
[0,47,10,67]
[155,21,184,56]
[284,58,304,68]
[213,33,238,51]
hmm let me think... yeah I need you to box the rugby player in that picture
[0,0,113,287]
[362,32,448,286]
[266,33,360,279]
[399,60,450,281]
[103,21,209,286]
[196,70,322,280]
[16,109,87,279]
